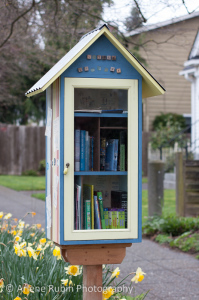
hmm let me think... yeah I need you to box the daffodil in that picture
[11,230,17,236]
[131,267,146,283]
[22,283,33,295]
[0,278,4,289]
[0,212,3,219]
[37,224,41,229]
[65,265,81,276]
[18,221,25,229]
[53,246,62,260]
[102,286,114,299]
[40,238,46,245]
[61,279,69,286]
[4,213,12,220]
[27,246,37,260]
[110,267,120,279]
[31,212,36,217]
[30,233,35,237]
[35,245,42,256]
[13,218,18,222]
[15,236,21,242]
[14,297,22,300]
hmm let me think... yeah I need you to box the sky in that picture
[103,0,199,31]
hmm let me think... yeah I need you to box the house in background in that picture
[180,30,199,159]
[126,11,199,132]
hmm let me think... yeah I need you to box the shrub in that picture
[22,169,38,176]
[152,113,186,131]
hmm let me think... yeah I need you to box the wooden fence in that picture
[0,124,45,175]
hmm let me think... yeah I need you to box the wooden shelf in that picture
[74,171,127,176]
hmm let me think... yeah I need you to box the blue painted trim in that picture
[60,75,65,244]
[45,91,47,238]
[74,113,128,118]
[74,171,127,175]
[138,78,142,241]
[57,238,141,245]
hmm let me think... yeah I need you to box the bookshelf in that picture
[74,90,128,232]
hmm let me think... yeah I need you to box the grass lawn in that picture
[32,193,46,201]
[142,189,176,223]
[0,175,45,191]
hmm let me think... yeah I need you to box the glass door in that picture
[64,78,138,242]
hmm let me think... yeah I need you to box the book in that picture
[120,131,126,171]
[97,192,106,229]
[84,200,91,229]
[117,209,125,229]
[94,195,101,229]
[105,139,119,171]
[103,208,109,229]
[108,209,117,229]
[75,184,81,230]
[85,131,90,171]
[100,138,106,171]
[80,130,86,171]
[74,129,80,171]
[111,190,127,228]
[83,184,94,229]
[90,136,94,171]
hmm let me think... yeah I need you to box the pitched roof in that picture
[189,30,199,60]
[126,11,199,37]
[26,24,165,98]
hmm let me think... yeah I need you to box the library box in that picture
[26,24,165,246]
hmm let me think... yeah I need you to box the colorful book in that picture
[100,138,106,171]
[111,190,127,228]
[108,209,117,229]
[83,184,94,229]
[103,208,109,229]
[80,130,86,171]
[97,192,106,229]
[74,129,80,171]
[94,195,101,229]
[75,184,81,230]
[105,139,119,171]
[84,200,91,229]
[117,209,125,229]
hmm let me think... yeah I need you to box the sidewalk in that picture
[0,185,199,299]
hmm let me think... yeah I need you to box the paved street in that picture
[0,185,199,299]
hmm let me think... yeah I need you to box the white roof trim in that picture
[189,31,199,59]
[126,11,199,37]
[25,28,102,96]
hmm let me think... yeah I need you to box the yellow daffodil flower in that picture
[65,265,81,276]
[18,221,25,229]
[15,236,21,242]
[11,230,17,236]
[13,218,18,222]
[0,278,4,289]
[4,213,12,220]
[17,230,23,236]
[22,283,33,295]
[102,286,114,299]
[61,279,69,286]
[37,224,41,229]
[110,267,120,279]
[131,267,146,283]
[30,233,35,237]
[0,212,3,219]
[31,212,36,216]
[39,238,46,245]
[14,297,22,300]
[35,245,42,256]
[53,246,62,260]
[27,246,37,260]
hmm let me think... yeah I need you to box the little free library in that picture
[26,24,165,249]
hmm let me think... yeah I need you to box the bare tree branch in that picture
[133,0,147,23]
[0,0,36,49]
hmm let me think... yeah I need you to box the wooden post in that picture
[175,152,185,216]
[59,243,132,299]
[83,265,102,300]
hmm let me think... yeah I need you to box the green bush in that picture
[152,113,186,131]
[38,159,46,175]
[150,113,188,150]
[22,169,38,176]
[142,215,199,237]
